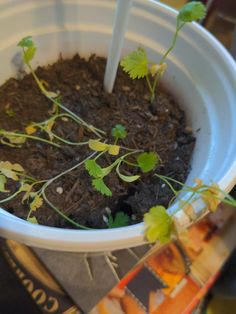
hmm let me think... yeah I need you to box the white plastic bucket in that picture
[0,0,236,252]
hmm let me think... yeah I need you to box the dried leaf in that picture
[0,161,24,181]
[30,194,43,212]
[25,124,37,135]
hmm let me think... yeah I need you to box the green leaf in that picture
[92,178,112,196]
[178,2,206,23]
[17,36,34,48]
[144,205,173,243]
[23,45,36,64]
[120,47,149,79]
[117,172,140,183]
[85,159,103,178]
[137,152,159,173]
[108,212,130,228]
[112,124,127,140]
[0,175,9,193]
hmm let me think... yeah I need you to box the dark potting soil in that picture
[0,55,195,229]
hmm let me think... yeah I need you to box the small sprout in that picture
[144,205,173,243]
[27,216,38,224]
[88,139,108,152]
[112,124,127,140]
[177,1,206,23]
[137,152,159,173]
[56,187,63,194]
[120,47,148,79]
[17,36,36,65]
[108,212,130,228]
[92,178,112,197]
[25,124,37,135]
[0,161,24,181]
[121,2,206,103]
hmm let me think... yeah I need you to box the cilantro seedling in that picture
[108,212,130,228]
[17,36,105,138]
[85,129,159,196]
[121,2,206,103]
[112,124,127,144]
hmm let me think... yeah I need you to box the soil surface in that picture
[0,55,195,228]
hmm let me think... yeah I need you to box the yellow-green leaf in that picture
[11,163,24,172]
[88,139,108,152]
[27,216,38,224]
[30,195,43,211]
[0,161,24,181]
[144,205,173,243]
[120,47,149,79]
[2,134,26,147]
[108,145,120,156]
[0,175,9,193]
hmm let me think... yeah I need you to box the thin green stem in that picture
[150,22,185,103]
[42,191,92,230]
[123,160,139,168]
[159,22,185,65]
[0,190,21,204]
[27,63,105,137]
[94,151,107,161]
[36,124,88,146]
[145,75,153,95]
[43,152,96,191]
[0,130,60,148]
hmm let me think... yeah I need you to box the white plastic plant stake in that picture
[104,0,133,93]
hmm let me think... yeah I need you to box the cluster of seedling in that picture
[0,2,235,244]
[0,36,159,229]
